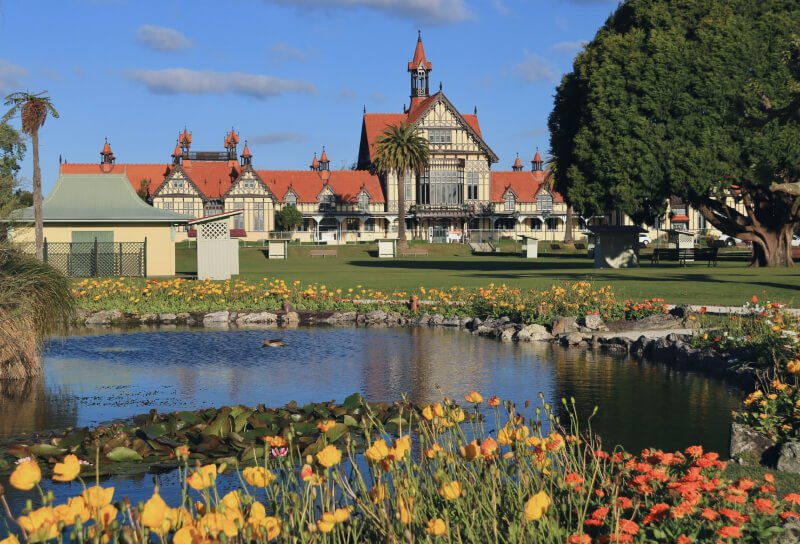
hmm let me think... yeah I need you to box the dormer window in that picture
[284,192,297,207]
[172,179,185,189]
[428,129,452,144]
[358,192,370,213]
[320,193,336,211]
[243,178,255,189]
[537,192,553,212]
[504,192,516,212]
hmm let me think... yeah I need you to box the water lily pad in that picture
[106,446,143,462]
[324,423,350,443]
[343,393,363,411]
[30,444,67,457]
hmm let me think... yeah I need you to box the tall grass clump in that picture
[0,244,73,379]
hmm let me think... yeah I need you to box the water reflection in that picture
[0,377,78,437]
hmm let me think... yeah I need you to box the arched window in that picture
[504,192,515,212]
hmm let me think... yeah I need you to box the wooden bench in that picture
[695,247,719,266]
[574,242,587,250]
[401,248,429,257]
[651,247,718,266]
[309,249,338,258]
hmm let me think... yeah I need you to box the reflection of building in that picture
[58,34,571,243]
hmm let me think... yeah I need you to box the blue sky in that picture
[0,0,618,193]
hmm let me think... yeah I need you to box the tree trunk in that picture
[32,129,43,260]
[396,170,408,249]
[749,222,795,267]
[563,206,575,243]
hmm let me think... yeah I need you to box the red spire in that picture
[310,152,319,170]
[180,128,192,146]
[241,142,251,158]
[225,128,239,147]
[408,31,432,71]
[101,139,112,156]
[172,143,182,157]
[319,147,329,163]
[512,154,523,170]
[533,149,542,163]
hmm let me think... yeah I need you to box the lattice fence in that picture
[200,221,229,240]
[15,241,146,277]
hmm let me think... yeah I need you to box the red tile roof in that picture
[490,171,563,203]
[671,214,690,222]
[362,113,407,162]
[408,33,432,71]
[180,162,240,199]
[60,163,172,195]
[172,144,182,158]
[257,170,385,203]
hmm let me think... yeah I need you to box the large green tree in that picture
[0,123,27,238]
[549,0,800,266]
[372,122,430,248]
[2,92,59,260]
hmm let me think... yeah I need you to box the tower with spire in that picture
[512,154,523,172]
[408,30,432,107]
[532,148,543,172]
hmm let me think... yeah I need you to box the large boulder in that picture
[85,309,125,325]
[365,310,388,323]
[729,423,776,465]
[203,311,230,325]
[500,328,516,342]
[551,316,578,336]
[517,324,549,342]
[279,311,300,324]
[582,314,608,331]
[236,312,278,325]
[777,441,800,474]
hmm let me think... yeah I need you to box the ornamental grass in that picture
[0,245,73,379]
[2,395,798,543]
[71,278,667,324]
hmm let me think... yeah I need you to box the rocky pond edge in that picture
[68,307,799,474]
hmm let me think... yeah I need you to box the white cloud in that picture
[270,42,311,63]
[264,0,471,24]
[335,88,357,100]
[250,131,307,144]
[126,68,317,99]
[136,25,193,52]
[0,59,27,92]
[515,53,557,84]
[551,40,587,56]
[493,0,511,16]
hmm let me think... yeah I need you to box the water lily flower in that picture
[186,464,217,490]
[17,507,59,542]
[9,458,41,491]
[464,390,483,404]
[365,439,389,463]
[524,491,551,521]
[316,445,342,468]
[141,492,168,530]
[52,454,81,483]
[243,466,276,487]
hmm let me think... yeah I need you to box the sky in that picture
[0,0,619,193]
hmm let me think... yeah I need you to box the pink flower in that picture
[271,447,289,458]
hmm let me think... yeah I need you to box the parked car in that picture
[718,234,741,247]
[638,233,652,246]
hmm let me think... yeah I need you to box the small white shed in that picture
[268,239,290,260]
[188,210,242,280]
[589,226,642,268]
[520,235,539,259]
[378,239,397,258]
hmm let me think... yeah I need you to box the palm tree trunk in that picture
[32,129,43,260]
[396,169,408,249]
[564,206,575,243]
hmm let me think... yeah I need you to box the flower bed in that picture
[71,279,667,325]
[2,394,799,543]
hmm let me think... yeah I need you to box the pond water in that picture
[0,325,743,514]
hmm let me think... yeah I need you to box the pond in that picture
[0,325,742,513]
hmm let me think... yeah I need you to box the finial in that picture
[474,106,477,115]
[418,29,421,41]
[439,81,442,91]
[363,104,366,114]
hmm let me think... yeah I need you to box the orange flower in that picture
[52,455,81,483]
[488,396,501,408]
[618,519,639,535]
[568,535,591,544]
[426,518,447,537]
[187,464,217,490]
[9,458,42,491]
[642,503,669,524]
[316,445,342,468]
[785,493,800,506]
[464,390,483,404]
[481,437,499,458]
[717,526,742,539]
[754,498,775,514]
[316,420,336,433]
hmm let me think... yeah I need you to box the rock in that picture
[429,314,445,326]
[500,328,516,342]
[516,323,548,342]
[459,317,473,328]
[365,310,388,323]
[280,311,300,324]
[529,332,554,342]
[386,312,403,324]
[159,313,177,323]
[442,317,461,327]
[729,423,776,465]
[777,441,800,474]
[582,314,607,331]
[203,311,230,324]
[138,313,157,323]
[563,332,587,345]
[467,318,482,330]
[551,316,579,336]
[338,312,358,322]
[236,312,278,325]
[777,521,800,544]
[85,309,124,325]
[668,305,690,319]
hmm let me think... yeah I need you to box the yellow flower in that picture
[257,516,282,541]
[398,496,414,525]
[174,445,190,459]
[141,492,168,530]
[53,497,89,526]
[426,518,448,536]
[317,420,336,432]
[316,512,337,533]
[365,439,390,463]
[173,526,201,544]
[460,440,480,461]
[0,535,20,544]
[18,507,58,543]
[333,507,350,523]
[82,485,115,512]
[370,483,387,504]
[243,466,276,487]
[187,464,217,490]
[424,443,444,459]
[439,480,462,501]
[52,454,81,483]
[97,504,119,528]
[199,512,238,538]
[9,458,41,491]
[524,491,552,521]
[449,407,465,423]
[391,435,411,460]
[316,445,342,468]
[464,390,483,404]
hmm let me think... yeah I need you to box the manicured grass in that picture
[175,244,800,306]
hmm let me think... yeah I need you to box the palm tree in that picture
[372,122,430,248]
[2,92,60,259]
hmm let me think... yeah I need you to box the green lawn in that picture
[175,243,800,306]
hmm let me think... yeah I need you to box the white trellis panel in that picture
[194,215,241,280]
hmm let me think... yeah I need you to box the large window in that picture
[428,129,452,144]
[253,202,264,231]
[504,192,516,212]
[319,193,336,211]
[205,200,223,216]
[466,171,479,200]
[233,213,244,230]
[537,192,553,212]
[358,192,370,213]
[284,193,297,207]
[418,169,463,205]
